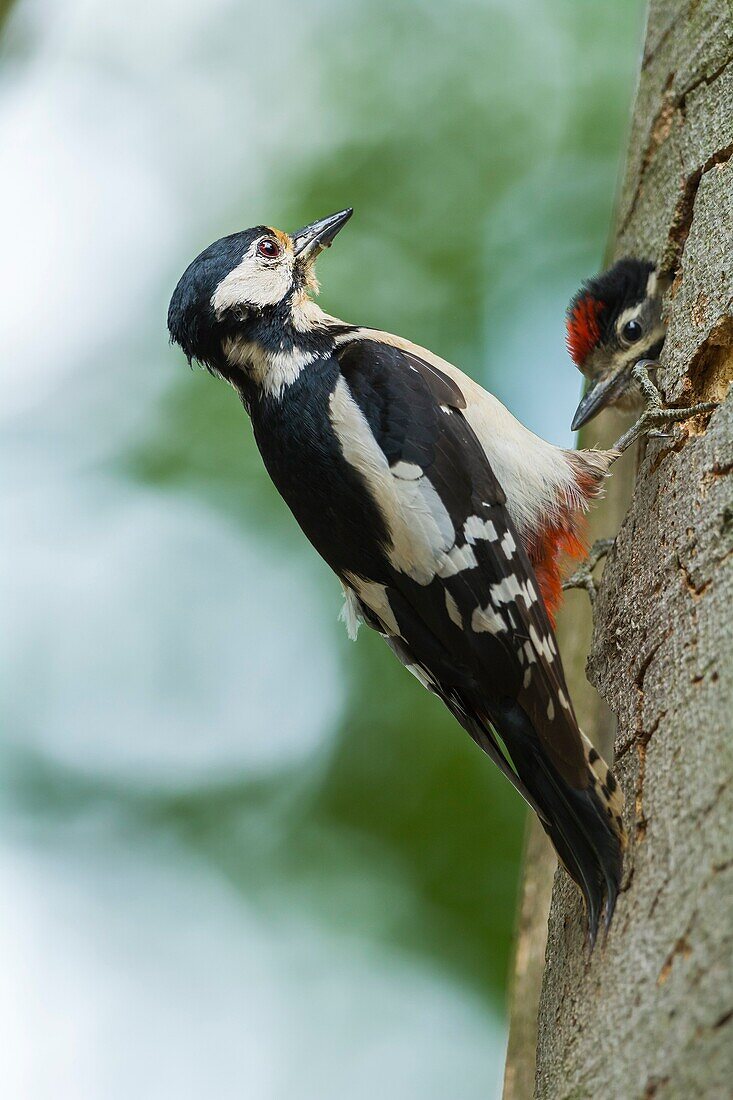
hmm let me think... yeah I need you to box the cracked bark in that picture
[503,3,732,1097]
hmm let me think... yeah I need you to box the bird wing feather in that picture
[333,337,590,791]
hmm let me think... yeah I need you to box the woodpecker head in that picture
[167,208,353,372]
[566,258,667,430]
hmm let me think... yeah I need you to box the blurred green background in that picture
[0,1,643,1096]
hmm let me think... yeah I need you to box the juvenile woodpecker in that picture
[168,209,625,942]
[567,257,717,447]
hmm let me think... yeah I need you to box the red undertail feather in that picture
[528,524,587,626]
[529,450,615,624]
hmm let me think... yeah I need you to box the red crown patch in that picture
[566,296,604,365]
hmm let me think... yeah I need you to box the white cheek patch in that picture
[611,299,665,372]
[211,250,293,315]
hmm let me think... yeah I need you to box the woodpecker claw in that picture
[610,361,719,456]
[561,538,615,606]
[568,361,718,609]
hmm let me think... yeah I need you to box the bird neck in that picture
[220,297,347,402]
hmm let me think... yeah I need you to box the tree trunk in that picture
[504,2,733,1097]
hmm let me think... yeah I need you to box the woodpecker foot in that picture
[611,361,719,455]
[561,538,615,606]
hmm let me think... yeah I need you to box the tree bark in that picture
[504,2,733,1097]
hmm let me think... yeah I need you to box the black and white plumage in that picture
[566,258,718,450]
[168,209,626,942]
[567,258,667,429]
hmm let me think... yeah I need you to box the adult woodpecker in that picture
[567,257,717,444]
[168,208,625,942]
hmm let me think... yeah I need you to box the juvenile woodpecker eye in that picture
[621,319,643,343]
[257,238,281,259]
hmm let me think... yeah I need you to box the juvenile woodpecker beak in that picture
[571,368,632,431]
[292,208,353,260]
[571,357,661,431]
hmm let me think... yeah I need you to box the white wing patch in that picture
[489,576,539,608]
[529,624,557,663]
[445,591,463,628]
[464,516,499,544]
[342,572,399,636]
[330,377,460,586]
[490,575,524,605]
[339,582,362,641]
[557,687,571,711]
[329,325,584,542]
[471,604,507,635]
[501,531,516,558]
[437,543,478,578]
[391,461,423,480]
[330,355,562,713]
[405,663,435,690]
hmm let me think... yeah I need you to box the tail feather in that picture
[489,703,625,947]
[532,755,623,945]
[580,730,626,844]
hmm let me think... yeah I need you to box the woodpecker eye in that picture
[621,319,643,343]
[257,238,281,259]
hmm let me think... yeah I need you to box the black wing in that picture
[334,337,624,940]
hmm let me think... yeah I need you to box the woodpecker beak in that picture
[572,356,662,430]
[571,370,628,431]
[292,208,353,260]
